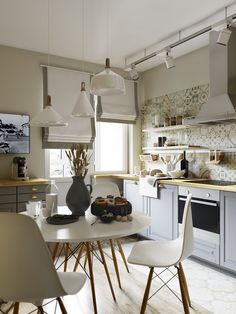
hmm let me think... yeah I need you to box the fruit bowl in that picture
[168,170,185,178]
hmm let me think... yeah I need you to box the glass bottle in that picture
[46,180,58,216]
[180,151,189,178]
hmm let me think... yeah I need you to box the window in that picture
[95,122,128,173]
[49,149,71,178]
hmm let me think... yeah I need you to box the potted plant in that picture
[65,144,93,216]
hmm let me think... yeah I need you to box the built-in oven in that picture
[178,186,220,264]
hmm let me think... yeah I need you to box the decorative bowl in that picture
[100,213,114,223]
[168,170,185,178]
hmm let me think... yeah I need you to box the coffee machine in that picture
[12,157,29,180]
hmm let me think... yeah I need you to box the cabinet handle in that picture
[32,195,38,199]
[32,187,38,191]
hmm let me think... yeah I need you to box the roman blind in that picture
[96,80,139,124]
[42,66,95,148]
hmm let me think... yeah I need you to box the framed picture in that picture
[0,113,30,154]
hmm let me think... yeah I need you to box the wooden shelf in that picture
[142,146,208,152]
[142,125,192,133]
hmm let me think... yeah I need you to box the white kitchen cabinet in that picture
[148,185,178,240]
[220,191,236,272]
[123,180,148,236]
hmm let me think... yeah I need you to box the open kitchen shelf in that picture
[142,125,193,133]
[142,145,208,152]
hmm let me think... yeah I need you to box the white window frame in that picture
[94,122,129,174]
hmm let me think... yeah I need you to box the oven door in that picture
[178,196,220,234]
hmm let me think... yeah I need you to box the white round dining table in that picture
[36,207,152,243]
[34,207,151,314]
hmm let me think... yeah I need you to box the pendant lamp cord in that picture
[106,0,110,58]
[82,0,85,72]
[47,0,50,67]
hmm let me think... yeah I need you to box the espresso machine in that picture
[12,157,29,180]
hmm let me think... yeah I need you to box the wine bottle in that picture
[180,151,188,178]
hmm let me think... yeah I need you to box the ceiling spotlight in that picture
[130,64,139,80]
[217,25,232,46]
[165,51,175,69]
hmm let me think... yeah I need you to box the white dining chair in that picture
[128,194,193,314]
[0,213,87,314]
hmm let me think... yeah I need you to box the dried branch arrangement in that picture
[65,144,92,178]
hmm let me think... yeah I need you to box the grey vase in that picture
[66,176,92,217]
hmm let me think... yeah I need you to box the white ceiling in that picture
[0,0,236,72]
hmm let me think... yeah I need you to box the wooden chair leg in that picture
[109,239,122,289]
[84,250,88,269]
[13,302,19,314]
[63,243,70,272]
[37,305,44,314]
[51,242,59,262]
[176,265,190,314]
[116,239,130,273]
[179,262,192,307]
[85,242,98,314]
[57,297,68,314]
[97,241,116,302]
[140,267,154,314]
[73,244,84,272]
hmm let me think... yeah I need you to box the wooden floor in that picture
[0,239,211,314]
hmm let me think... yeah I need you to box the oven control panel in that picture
[178,186,220,201]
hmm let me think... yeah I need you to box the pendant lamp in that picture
[90,58,126,96]
[72,0,94,117]
[30,0,68,127]
[30,96,68,127]
[90,0,125,96]
[72,82,94,117]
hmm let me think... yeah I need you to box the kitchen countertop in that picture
[0,178,49,187]
[93,174,236,192]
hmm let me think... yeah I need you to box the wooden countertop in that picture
[0,178,49,187]
[93,174,139,181]
[157,179,236,192]
[93,174,236,192]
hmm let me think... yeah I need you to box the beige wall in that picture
[141,46,209,100]
[0,45,129,179]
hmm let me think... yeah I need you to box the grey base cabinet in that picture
[0,184,47,213]
[148,185,178,240]
[220,191,236,272]
[123,180,148,237]
[124,180,178,240]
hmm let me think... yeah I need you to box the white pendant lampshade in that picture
[30,95,68,127]
[72,82,94,117]
[90,58,126,96]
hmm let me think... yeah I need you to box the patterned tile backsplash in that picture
[141,83,236,181]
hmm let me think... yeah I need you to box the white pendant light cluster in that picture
[72,0,94,117]
[90,0,125,96]
[31,0,67,127]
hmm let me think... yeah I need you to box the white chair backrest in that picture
[0,213,66,303]
[179,194,193,261]
[92,182,121,199]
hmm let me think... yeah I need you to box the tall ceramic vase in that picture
[66,176,92,217]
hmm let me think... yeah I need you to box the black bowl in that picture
[100,214,114,223]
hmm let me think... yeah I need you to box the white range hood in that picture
[183,28,236,125]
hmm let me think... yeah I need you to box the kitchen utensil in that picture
[168,170,185,178]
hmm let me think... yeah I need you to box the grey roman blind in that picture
[96,80,139,124]
[42,66,95,148]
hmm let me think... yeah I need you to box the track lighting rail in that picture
[126,12,236,70]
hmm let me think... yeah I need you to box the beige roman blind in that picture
[96,80,139,124]
[42,66,95,148]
